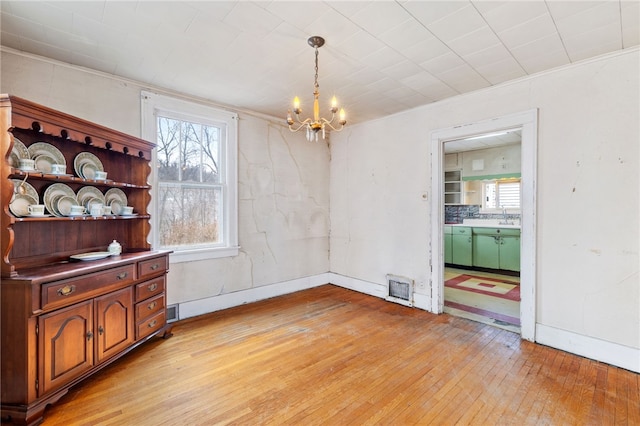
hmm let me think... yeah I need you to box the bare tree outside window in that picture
[157,116,223,247]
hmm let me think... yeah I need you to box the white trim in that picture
[179,273,331,320]
[430,109,538,342]
[328,273,386,299]
[141,91,239,261]
[536,324,640,373]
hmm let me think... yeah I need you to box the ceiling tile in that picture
[438,64,491,93]
[420,51,466,76]
[223,1,282,36]
[426,4,487,43]
[621,1,640,47]
[462,43,518,69]
[478,1,548,34]
[498,13,559,49]
[447,26,502,58]
[402,0,468,27]
[474,57,527,85]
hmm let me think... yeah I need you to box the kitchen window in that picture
[484,179,521,210]
[142,92,238,262]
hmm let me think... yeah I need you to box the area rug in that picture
[445,273,520,302]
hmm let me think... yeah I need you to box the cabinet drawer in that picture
[136,309,166,340]
[135,293,165,321]
[135,276,165,302]
[138,256,168,279]
[452,226,472,235]
[42,265,136,311]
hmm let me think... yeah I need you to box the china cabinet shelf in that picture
[1,95,171,426]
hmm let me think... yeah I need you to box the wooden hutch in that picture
[0,95,172,425]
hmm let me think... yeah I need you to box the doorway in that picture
[430,110,538,341]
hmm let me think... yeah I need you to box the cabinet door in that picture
[499,236,521,272]
[95,287,134,363]
[473,235,500,269]
[444,233,453,264]
[40,301,93,395]
[452,234,473,266]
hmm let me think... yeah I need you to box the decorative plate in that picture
[43,183,75,216]
[55,195,78,216]
[11,179,39,203]
[70,251,112,261]
[105,188,127,215]
[74,152,103,179]
[10,137,29,168]
[33,153,57,174]
[77,186,105,207]
[28,142,66,165]
[85,197,104,211]
[9,194,38,217]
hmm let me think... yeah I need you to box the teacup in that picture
[69,205,86,216]
[51,164,66,174]
[28,204,45,215]
[19,158,35,170]
[102,205,112,215]
[90,204,104,217]
[121,206,134,215]
[94,171,108,180]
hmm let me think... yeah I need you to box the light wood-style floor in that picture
[41,285,638,425]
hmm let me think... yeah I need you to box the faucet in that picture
[499,206,514,225]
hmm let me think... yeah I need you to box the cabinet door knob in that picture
[57,284,76,296]
[86,331,94,340]
[116,272,128,280]
[98,326,104,335]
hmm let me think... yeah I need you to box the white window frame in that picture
[141,91,239,263]
[481,178,522,212]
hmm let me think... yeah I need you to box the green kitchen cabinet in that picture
[473,234,500,269]
[452,227,473,266]
[444,226,452,264]
[472,228,521,271]
[500,235,521,271]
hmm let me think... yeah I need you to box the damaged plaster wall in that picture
[0,49,330,309]
[329,48,639,352]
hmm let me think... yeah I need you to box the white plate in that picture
[55,195,78,216]
[43,183,75,216]
[70,251,112,261]
[9,194,38,217]
[10,137,29,168]
[11,179,39,203]
[33,153,57,173]
[77,186,105,207]
[74,152,103,179]
[28,142,66,165]
[105,188,127,215]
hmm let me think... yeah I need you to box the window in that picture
[484,179,521,210]
[142,92,238,262]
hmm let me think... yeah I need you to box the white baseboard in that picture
[178,273,330,320]
[536,324,640,373]
[327,273,386,299]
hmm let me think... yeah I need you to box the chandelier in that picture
[286,36,346,142]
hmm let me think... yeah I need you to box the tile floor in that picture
[444,267,521,333]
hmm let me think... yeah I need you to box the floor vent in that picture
[385,274,414,307]
[166,304,179,323]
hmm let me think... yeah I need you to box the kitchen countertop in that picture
[446,219,521,230]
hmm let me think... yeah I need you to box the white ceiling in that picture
[1,1,638,126]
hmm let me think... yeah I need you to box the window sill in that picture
[167,246,240,264]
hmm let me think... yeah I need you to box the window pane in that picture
[498,182,520,208]
[157,117,181,181]
[181,121,202,182]
[158,183,222,246]
[202,125,220,183]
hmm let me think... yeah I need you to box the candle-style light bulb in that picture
[331,96,337,108]
[339,108,346,123]
[293,96,300,111]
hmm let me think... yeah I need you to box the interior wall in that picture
[330,49,639,353]
[0,49,330,308]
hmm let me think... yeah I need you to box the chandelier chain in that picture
[314,47,319,90]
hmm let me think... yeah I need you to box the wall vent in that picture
[385,274,414,307]
[166,304,179,323]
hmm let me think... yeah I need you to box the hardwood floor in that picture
[40,285,638,425]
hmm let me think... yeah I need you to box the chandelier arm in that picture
[321,121,346,132]
[288,121,312,133]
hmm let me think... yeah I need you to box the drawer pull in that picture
[57,285,76,297]
[148,283,158,292]
[98,326,104,335]
[148,319,157,328]
[148,301,157,310]
[116,272,128,280]
[86,331,94,340]
[150,263,160,271]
